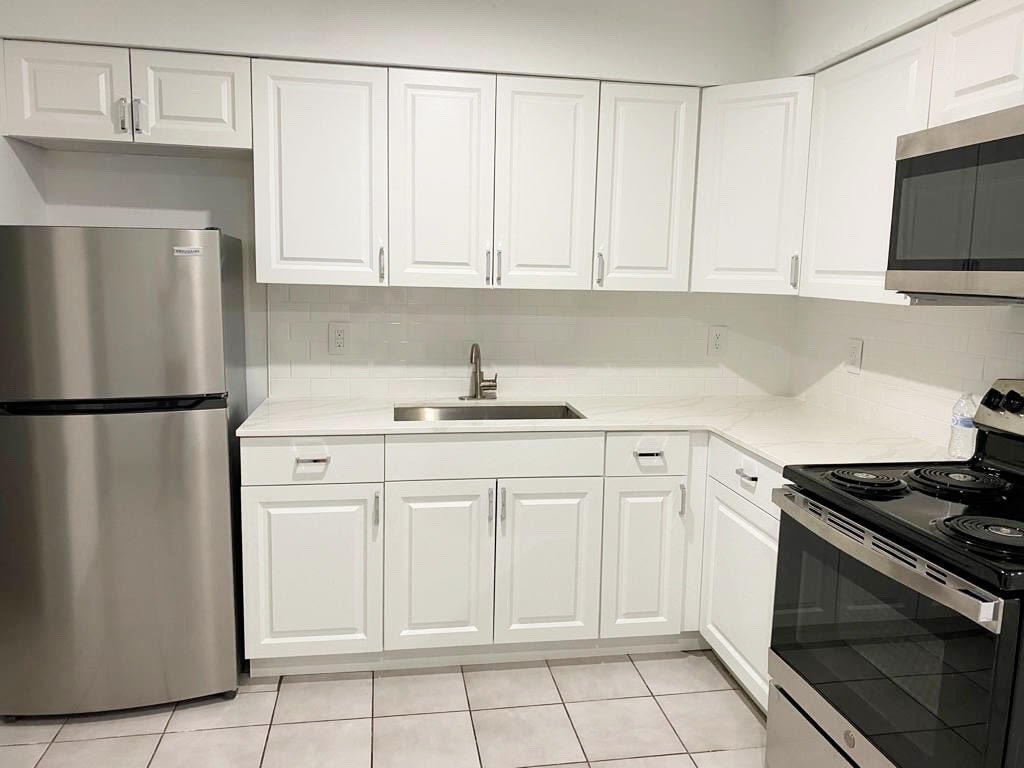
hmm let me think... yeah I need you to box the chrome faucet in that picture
[460,343,497,400]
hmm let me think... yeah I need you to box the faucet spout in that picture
[460,342,497,400]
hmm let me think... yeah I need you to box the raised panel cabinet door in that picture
[593,83,700,292]
[931,0,1024,125]
[493,76,598,290]
[241,483,383,658]
[253,59,387,285]
[129,49,252,148]
[600,476,687,639]
[2,40,132,142]
[389,69,496,288]
[494,477,603,644]
[800,27,935,304]
[384,479,496,650]
[692,77,813,295]
[699,479,779,710]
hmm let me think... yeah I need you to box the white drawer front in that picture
[241,436,384,486]
[385,432,605,481]
[605,432,690,476]
[708,436,784,518]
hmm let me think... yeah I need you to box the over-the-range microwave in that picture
[886,104,1024,305]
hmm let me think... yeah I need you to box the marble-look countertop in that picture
[238,395,949,470]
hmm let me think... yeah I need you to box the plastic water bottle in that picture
[949,393,980,459]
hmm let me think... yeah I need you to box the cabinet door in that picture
[700,479,779,710]
[692,78,813,295]
[494,477,603,644]
[389,69,496,288]
[601,476,687,638]
[384,479,495,649]
[930,0,1024,125]
[493,76,598,290]
[241,483,383,658]
[800,27,935,304]
[253,59,387,285]
[2,40,132,142]
[593,83,699,292]
[129,49,251,148]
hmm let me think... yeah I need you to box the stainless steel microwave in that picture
[886,104,1024,304]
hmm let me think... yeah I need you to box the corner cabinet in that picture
[252,59,388,285]
[593,83,700,292]
[691,77,813,295]
[799,26,935,304]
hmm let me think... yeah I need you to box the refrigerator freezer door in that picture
[0,406,237,715]
[0,227,227,401]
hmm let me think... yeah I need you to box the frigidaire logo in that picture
[172,246,202,256]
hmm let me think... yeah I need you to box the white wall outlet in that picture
[708,325,728,356]
[328,322,349,356]
[846,337,864,374]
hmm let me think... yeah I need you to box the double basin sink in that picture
[394,403,585,422]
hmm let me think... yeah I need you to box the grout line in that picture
[369,671,374,768]
[628,654,689,754]
[27,718,64,768]
[546,659,588,764]
[459,666,484,768]
[256,679,282,768]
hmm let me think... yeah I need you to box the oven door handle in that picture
[773,487,1005,634]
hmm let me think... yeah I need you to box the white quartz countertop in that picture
[237,395,949,470]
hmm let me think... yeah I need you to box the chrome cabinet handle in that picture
[500,487,507,523]
[735,467,758,483]
[496,250,503,286]
[488,487,494,524]
[596,252,605,287]
[373,491,380,527]
[485,249,492,286]
[131,98,145,135]
[790,253,800,289]
[295,457,330,465]
[378,246,385,283]
[679,482,687,517]
[633,450,664,459]
[117,97,128,132]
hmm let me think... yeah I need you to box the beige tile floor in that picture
[0,651,766,768]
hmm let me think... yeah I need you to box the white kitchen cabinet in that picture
[3,40,133,142]
[493,76,598,290]
[241,483,383,658]
[494,477,603,643]
[389,69,496,288]
[129,49,251,148]
[700,479,779,710]
[930,0,1024,126]
[253,59,388,286]
[384,479,496,650]
[601,476,687,638]
[593,82,700,292]
[691,77,814,295]
[800,27,935,304]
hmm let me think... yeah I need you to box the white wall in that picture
[772,0,970,74]
[1,0,776,86]
[0,139,46,224]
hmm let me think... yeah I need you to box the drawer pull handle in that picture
[500,487,507,523]
[296,457,330,465]
[735,467,758,482]
[373,491,380,527]
[488,487,494,524]
[634,450,664,460]
[679,482,687,517]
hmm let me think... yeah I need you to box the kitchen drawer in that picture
[241,436,384,486]
[708,436,784,518]
[385,432,604,481]
[605,432,690,476]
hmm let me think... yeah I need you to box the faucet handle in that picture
[480,372,498,398]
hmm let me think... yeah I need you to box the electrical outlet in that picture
[708,325,728,356]
[846,337,864,374]
[328,322,348,356]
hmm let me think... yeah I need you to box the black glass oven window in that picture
[772,515,1000,768]
[971,134,1024,269]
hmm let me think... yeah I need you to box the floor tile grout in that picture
[628,654,690,755]
[459,666,484,768]
[256,679,282,768]
[546,658,588,765]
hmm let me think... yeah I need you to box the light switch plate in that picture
[846,337,864,374]
[708,326,728,356]
[328,322,349,356]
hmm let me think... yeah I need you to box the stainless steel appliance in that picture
[767,379,1024,768]
[0,226,246,716]
[886,104,1024,304]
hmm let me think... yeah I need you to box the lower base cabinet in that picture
[241,483,384,658]
[700,478,779,709]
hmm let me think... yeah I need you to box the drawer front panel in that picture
[708,436,784,517]
[241,436,384,486]
[605,432,690,476]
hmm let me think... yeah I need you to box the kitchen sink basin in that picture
[394,403,586,421]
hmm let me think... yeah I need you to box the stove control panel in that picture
[976,379,1024,436]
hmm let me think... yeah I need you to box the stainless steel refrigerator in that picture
[0,226,246,716]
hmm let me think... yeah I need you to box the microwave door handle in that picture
[773,488,1005,634]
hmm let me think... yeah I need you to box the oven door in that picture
[771,488,1020,768]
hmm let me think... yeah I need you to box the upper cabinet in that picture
[389,69,496,288]
[930,0,1024,126]
[3,41,133,142]
[593,83,700,292]
[493,76,598,290]
[2,40,250,149]
[253,60,388,286]
[691,78,813,295]
[799,27,935,304]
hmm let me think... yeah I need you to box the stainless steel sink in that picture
[394,403,585,421]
